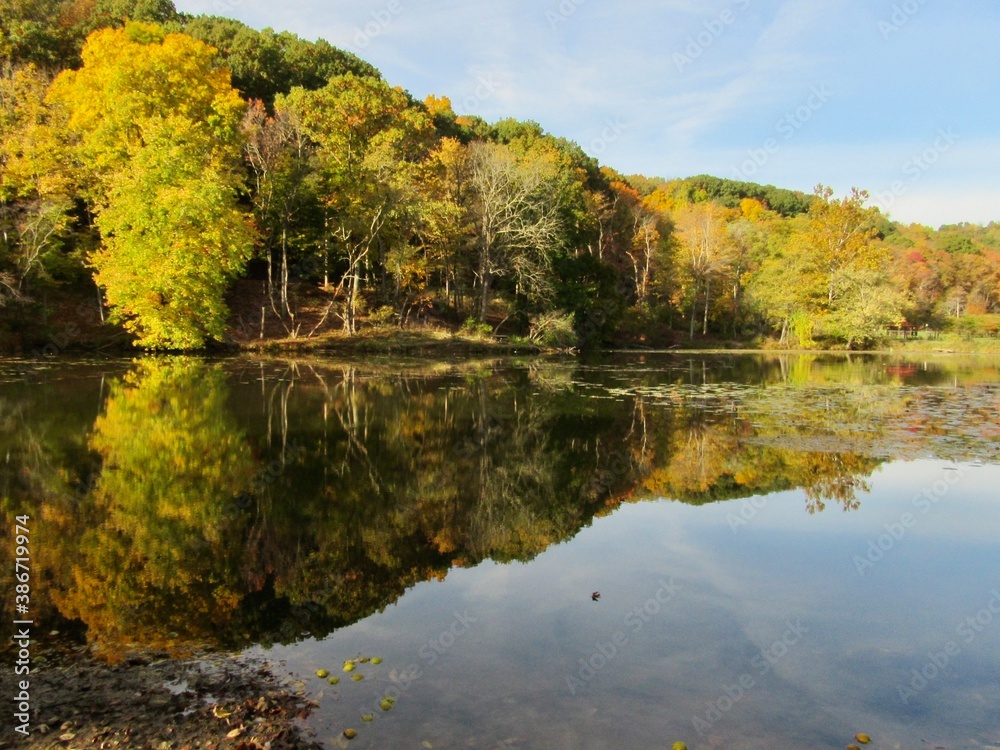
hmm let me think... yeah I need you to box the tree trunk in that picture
[344,269,361,336]
[478,241,492,320]
[479,272,491,320]
[702,275,711,336]
[281,225,290,319]
[689,282,698,341]
[266,246,274,308]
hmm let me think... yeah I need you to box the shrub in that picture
[461,317,493,338]
[528,310,578,350]
[367,305,397,328]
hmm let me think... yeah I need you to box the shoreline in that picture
[0,646,322,749]
[5,318,1000,359]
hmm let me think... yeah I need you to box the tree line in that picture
[2,0,999,350]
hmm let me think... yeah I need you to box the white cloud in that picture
[171,0,999,224]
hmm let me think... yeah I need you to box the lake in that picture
[1,353,999,749]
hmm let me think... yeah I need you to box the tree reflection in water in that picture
[0,354,996,659]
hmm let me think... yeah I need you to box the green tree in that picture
[180,17,379,107]
[0,0,73,66]
[89,0,177,26]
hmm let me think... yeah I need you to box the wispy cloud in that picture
[173,0,1000,224]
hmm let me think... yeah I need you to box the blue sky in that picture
[173,0,1000,227]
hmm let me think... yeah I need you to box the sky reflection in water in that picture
[1,354,998,749]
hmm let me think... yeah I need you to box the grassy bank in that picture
[4,282,1000,358]
[882,335,1000,355]
[238,326,545,356]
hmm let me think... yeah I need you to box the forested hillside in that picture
[2,0,998,351]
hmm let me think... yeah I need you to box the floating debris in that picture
[362,714,374,723]
[855,734,872,745]
[371,657,383,665]
[351,673,364,682]
[343,662,356,672]
[344,728,358,740]
[327,676,340,685]
[380,697,396,712]
[316,669,329,679]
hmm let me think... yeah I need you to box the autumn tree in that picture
[825,265,905,348]
[465,140,564,320]
[598,181,672,310]
[800,186,901,345]
[283,74,433,334]
[0,64,76,300]
[805,186,884,307]
[241,100,316,326]
[746,217,815,345]
[674,201,734,339]
[49,23,253,348]
[407,136,472,315]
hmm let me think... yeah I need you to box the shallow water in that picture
[1,353,998,748]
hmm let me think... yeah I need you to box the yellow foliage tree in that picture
[48,23,253,348]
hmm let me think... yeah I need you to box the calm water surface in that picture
[1,353,998,749]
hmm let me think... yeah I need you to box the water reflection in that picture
[0,354,997,661]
